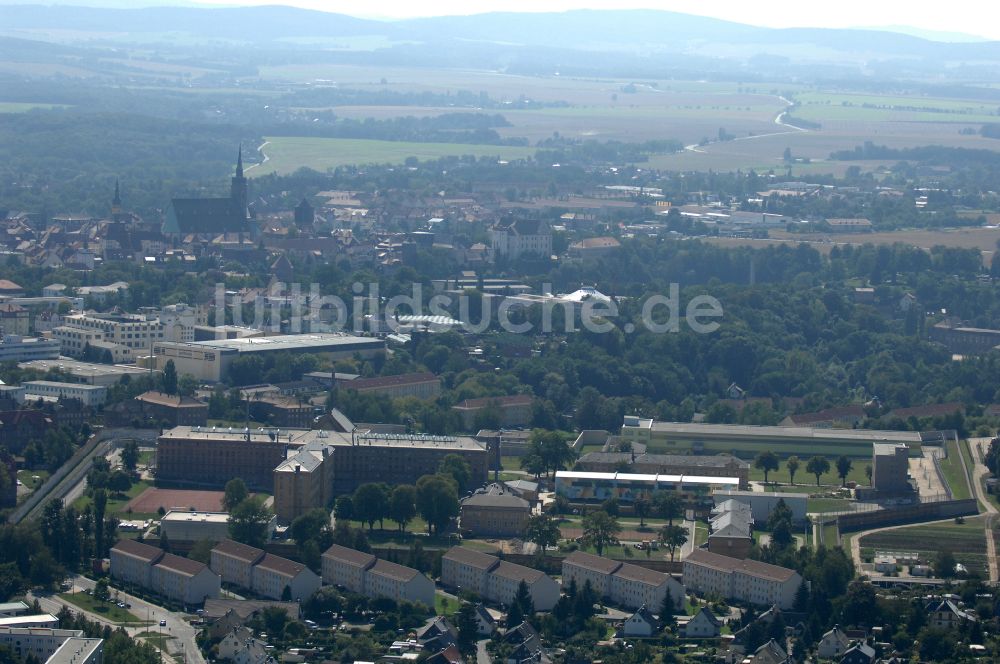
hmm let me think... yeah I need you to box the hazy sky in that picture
[190,0,1000,40]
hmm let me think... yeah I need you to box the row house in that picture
[440,546,559,611]
[110,539,220,605]
[561,551,684,612]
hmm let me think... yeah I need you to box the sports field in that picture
[249,136,537,176]
[125,487,227,513]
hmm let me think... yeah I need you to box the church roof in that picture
[164,197,247,235]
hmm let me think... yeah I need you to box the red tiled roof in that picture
[212,539,264,564]
[112,539,164,563]
[322,544,375,569]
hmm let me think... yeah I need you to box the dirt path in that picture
[968,437,998,584]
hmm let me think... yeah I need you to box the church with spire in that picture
[162,148,257,240]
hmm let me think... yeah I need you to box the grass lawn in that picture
[939,439,972,501]
[251,136,536,176]
[73,480,151,516]
[694,522,708,546]
[807,498,853,513]
[435,592,460,617]
[820,521,840,548]
[17,469,49,491]
[749,461,871,487]
[60,592,142,624]
[500,456,524,471]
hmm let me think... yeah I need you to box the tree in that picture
[653,491,681,526]
[177,374,199,397]
[415,474,459,535]
[836,455,853,487]
[438,454,472,494]
[120,440,139,473]
[513,579,534,618]
[228,498,272,548]
[935,549,957,579]
[786,455,800,485]
[659,524,688,562]
[523,514,560,556]
[659,588,677,627]
[632,495,652,528]
[291,508,333,553]
[841,579,881,627]
[161,359,178,395]
[865,464,873,485]
[223,478,249,512]
[536,430,575,477]
[581,510,620,557]
[262,606,289,636]
[334,495,354,522]
[455,602,478,655]
[601,496,620,517]
[807,456,830,486]
[107,470,131,496]
[93,578,111,604]
[754,450,779,484]
[354,483,389,531]
[388,484,417,532]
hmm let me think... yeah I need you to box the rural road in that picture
[684,94,807,153]
[968,437,998,584]
[244,140,271,173]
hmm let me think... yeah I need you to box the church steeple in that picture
[231,145,249,220]
[111,178,122,218]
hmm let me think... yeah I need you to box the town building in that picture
[149,333,385,383]
[209,539,320,601]
[159,511,277,543]
[0,304,30,336]
[708,500,753,559]
[110,539,220,604]
[872,443,911,495]
[555,470,739,513]
[712,491,808,525]
[338,371,441,399]
[132,391,208,427]
[0,335,60,363]
[683,607,722,638]
[0,627,102,664]
[17,358,151,386]
[248,395,313,429]
[567,237,622,259]
[441,546,559,611]
[452,394,534,430]
[574,450,750,490]
[817,625,851,659]
[163,149,256,239]
[459,484,531,537]
[928,321,1000,356]
[22,381,107,407]
[321,544,435,606]
[561,551,684,612]
[490,218,552,260]
[682,549,801,609]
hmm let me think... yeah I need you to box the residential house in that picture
[250,553,321,601]
[621,605,658,638]
[210,539,264,589]
[840,643,876,664]
[472,604,496,636]
[925,599,976,629]
[321,544,375,593]
[561,551,684,612]
[683,606,722,638]
[441,547,559,611]
[752,639,790,664]
[217,626,270,664]
[818,625,851,659]
[320,544,434,606]
[110,539,220,605]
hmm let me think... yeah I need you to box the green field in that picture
[60,592,143,624]
[939,439,972,501]
[794,91,1000,124]
[17,469,49,491]
[73,480,151,516]
[250,136,536,176]
[859,518,988,576]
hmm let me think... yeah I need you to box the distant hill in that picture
[3,4,1000,68]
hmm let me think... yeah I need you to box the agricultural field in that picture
[249,136,536,176]
[0,102,70,112]
[792,91,1000,124]
[859,517,988,577]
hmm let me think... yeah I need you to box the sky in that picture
[181,0,1000,40]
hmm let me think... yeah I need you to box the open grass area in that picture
[859,517,988,576]
[251,136,536,176]
[0,102,70,112]
[435,592,460,617]
[939,439,972,501]
[820,521,840,548]
[807,498,853,513]
[749,461,871,488]
[59,592,142,624]
[73,480,151,516]
[17,469,49,491]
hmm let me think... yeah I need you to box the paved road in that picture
[968,437,999,584]
[476,638,492,664]
[33,575,205,664]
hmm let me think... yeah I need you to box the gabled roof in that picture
[442,546,500,572]
[321,543,376,570]
[691,606,722,627]
[369,558,423,583]
[111,538,164,564]
[155,552,211,578]
[685,549,798,583]
[212,539,265,564]
[491,560,546,584]
[255,553,308,579]
[614,562,672,587]
[629,604,658,626]
[165,197,247,235]
[563,550,622,575]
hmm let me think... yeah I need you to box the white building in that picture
[0,627,102,664]
[490,218,552,260]
[0,335,60,363]
[682,549,801,610]
[321,544,435,607]
[22,381,107,407]
[817,625,851,659]
[561,551,684,612]
[441,546,559,611]
[210,539,320,601]
[160,511,276,543]
[110,539,220,605]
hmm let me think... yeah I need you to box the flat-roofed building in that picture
[321,544,376,592]
[151,334,385,383]
[0,602,28,618]
[441,546,559,611]
[575,451,749,490]
[712,491,808,525]
[683,549,800,609]
[18,358,153,386]
[555,470,739,515]
[873,442,911,494]
[0,615,59,629]
[0,627,102,664]
[23,381,106,407]
[0,335,59,362]
[340,372,441,400]
[251,553,321,601]
[460,484,531,537]
[159,511,277,543]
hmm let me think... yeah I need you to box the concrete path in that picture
[968,438,998,584]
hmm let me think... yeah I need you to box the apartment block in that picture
[0,627,102,664]
[682,549,801,609]
[441,546,559,611]
[110,539,220,605]
[561,551,684,611]
[209,539,320,601]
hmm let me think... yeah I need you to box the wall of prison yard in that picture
[837,499,978,533]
